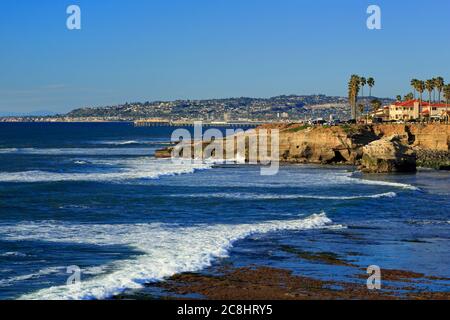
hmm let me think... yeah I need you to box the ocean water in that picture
[0,123,449,300]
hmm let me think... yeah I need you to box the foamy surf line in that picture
[0,213,340,300]
[92,140,172,146]
[351,178,419,191]
[343,172,419,191]
[170,192,397,200]
[0,159,212,183]
[0,148,155,156]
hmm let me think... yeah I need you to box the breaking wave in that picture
[93,139,172,146]
[349,177,419,191]
[0,213,340,300]
[171,192,397,200]
[0,148,154,156]
[0,159,212,183]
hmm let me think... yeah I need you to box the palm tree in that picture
[410,79,419,99]
[348,80,354,119]
[371,99,382,112]
[348,75,361,120]
[360,77,367,98]
[434,77,445,102]
[358,103,364,115]
[416,80,425,102]
[416,80,425,107]
[431,78,437,102]
[367,77,375,97]
[404,93,414,101]
[396,95,402,102]
[444,84,450,123]
[425,79,435,104]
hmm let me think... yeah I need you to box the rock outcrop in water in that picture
[360,135,417,173]
[155,124,450,173]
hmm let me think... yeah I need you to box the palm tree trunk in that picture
[445,99,450,124]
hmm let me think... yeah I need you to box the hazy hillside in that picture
[66,95,393,121]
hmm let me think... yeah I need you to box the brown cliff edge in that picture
[155,124,450,173]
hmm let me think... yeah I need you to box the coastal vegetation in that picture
[406,77,447,104]
[396,77,449,123]
[444,84,450,108]
[347,75,376,120]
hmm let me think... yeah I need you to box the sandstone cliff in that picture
[155,124,450,171]
[360,135,416,173]
[372,124,450,152]
[274,124,449,170]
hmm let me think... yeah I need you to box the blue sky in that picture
[0,0,449,113]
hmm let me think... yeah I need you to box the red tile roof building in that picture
[389,100,450,121]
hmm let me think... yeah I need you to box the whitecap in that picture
[0,159,212,183]
[350,178,419,191]
[170,192,397,200]
[73,160,90,165]
[0,213,340,300]
[0,267,65,288]
[0,148,154,156]
[0,251,28,257]
[92,140,172,146]
[0,148,18,154]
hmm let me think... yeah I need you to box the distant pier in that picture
[133,119,265,127]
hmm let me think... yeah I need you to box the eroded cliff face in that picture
[360,135,417,173]
[276,125,378,164]
[155,124,450,170]
[372,124,450,152]
[274,124,449,167]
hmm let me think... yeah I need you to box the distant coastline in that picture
[0,94,394,124]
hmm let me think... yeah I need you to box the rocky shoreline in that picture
[115,253,450,300]
[156,124,450,173]
[416,149,450,170]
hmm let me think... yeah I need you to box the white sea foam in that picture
[0,251,28,257]
[171,192,397,200]
[348,176,419,191]
[284,169,419,191]
[93,139,171,146]
[0,148,154,156]
[0,265,109,288]
[0,148,18,154]
[325,171,419,191]
[157,169,419,191]
[0,213,339,300]
[0,159,212,183]
[408,219,450,226]
[0,267,65,288]
[96,140,140,145]
[73,160,90,165]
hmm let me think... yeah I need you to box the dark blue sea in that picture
[0,122,449,299]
